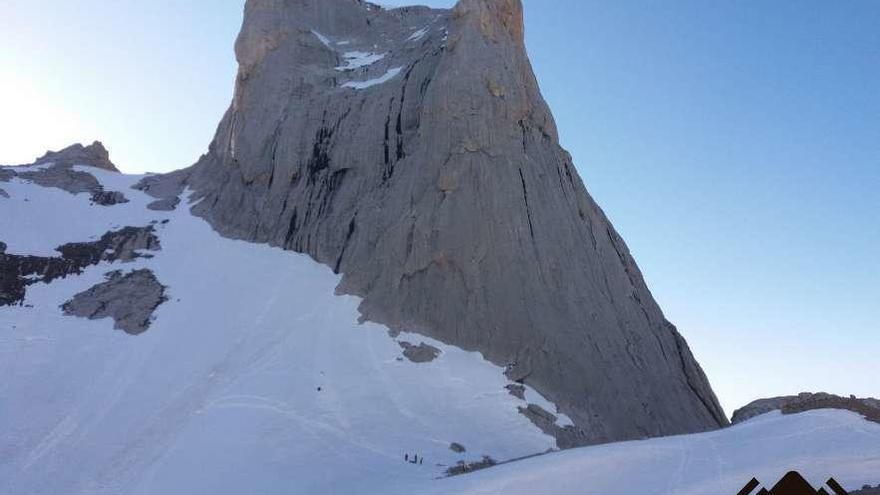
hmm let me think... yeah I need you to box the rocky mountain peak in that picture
[35,141,119,172]
[453,0,524,45]
[144,0,732,447]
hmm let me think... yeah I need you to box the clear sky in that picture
[2,0,878,417]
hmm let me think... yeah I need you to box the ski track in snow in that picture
[0,165,560,495]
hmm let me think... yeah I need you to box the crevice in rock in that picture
[334,215,357,274]
[518,168,535,239]
[672,330,727,426]
[307,124,334,184]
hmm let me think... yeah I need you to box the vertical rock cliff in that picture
[180,0,728,445]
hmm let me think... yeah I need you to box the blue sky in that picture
[2,0,878,416]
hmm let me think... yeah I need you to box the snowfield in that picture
[429,409,880,495]
[1,167,559,494]
[2,166,879,495]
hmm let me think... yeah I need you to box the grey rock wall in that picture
[175,0,726,445]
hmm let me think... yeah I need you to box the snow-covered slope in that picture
[3,167,878,495]
[0,166,565,494]
[428,410,880,495]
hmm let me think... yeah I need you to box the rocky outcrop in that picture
[732,393,880,424]
[399,341,441,363]
[0,226,161,306]
[505,383,526,400]
[132,169,191,206]
[2,142,129,204]
[146,196,181,211]
[158,0,727,446]
[62,269,167,335]
[34,141,119,172]
[518,404,581,449]
[90,190,130,206]
[16,164,104,195]
[446,456,497,477]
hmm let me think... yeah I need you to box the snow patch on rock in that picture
[311,30,332,47]
[408,27,429,42]
[336,51,386,71]
[342,67,402,89]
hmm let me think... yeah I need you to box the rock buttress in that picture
[185,0,728,445]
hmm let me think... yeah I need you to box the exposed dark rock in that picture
[0,226,160,306]
[505,383,526,400]
[34,141,119,172]
[148,0,726,446]
[0,241,6,253]
[852,484,880,495]
[15,164,130,205]
[0,187,8,199]
[449,442,466,453]
[90,190,129,206]
[4,143,128,205]
[17,164,102,195]
[57,226,161,264]
[732,393,880,425]
[445,456,497,477]
[132,169,191,207]
[62,269,167,335]
[518,404,584,450]
[147,197,181,211]
[399,341,441,363]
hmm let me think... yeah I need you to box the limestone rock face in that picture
[182,0,727,444]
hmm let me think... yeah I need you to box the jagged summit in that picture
[133,0,732,446]
[34,141,119,172]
